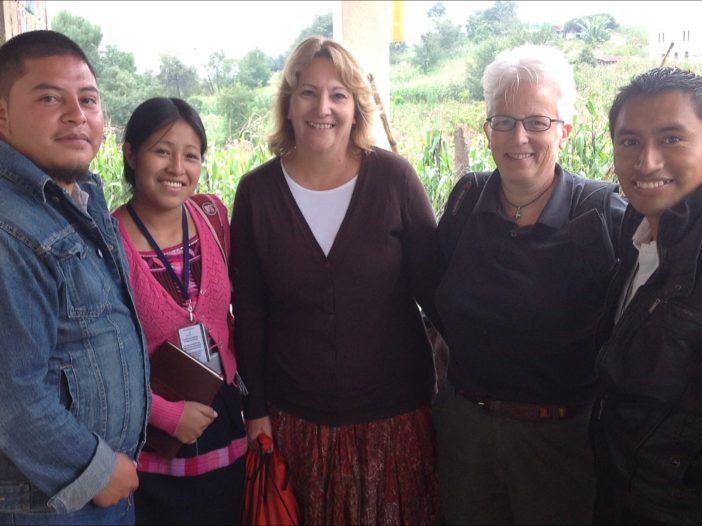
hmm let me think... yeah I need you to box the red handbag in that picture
[241,434,300,526]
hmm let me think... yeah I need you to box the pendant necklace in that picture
[500,176,556,221]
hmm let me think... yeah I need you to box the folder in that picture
[146,340,224,458]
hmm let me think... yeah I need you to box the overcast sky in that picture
[46,1,682,73]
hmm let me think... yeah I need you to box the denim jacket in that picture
[0,141,150,515]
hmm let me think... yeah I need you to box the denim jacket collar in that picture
[0,140,99,212]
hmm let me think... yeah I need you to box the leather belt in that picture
[456,389,586,421]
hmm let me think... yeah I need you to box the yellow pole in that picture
[391,1,405,43]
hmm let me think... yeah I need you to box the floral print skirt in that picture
[269,404,439,526]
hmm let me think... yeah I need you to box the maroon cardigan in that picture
[229,147,443,426]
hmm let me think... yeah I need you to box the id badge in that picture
[178,323,210,363]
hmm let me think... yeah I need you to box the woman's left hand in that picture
[174,401,218,444]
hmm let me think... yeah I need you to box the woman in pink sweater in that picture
[113,97,247,524]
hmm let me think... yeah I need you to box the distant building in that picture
[0,1,49,44]
[650,25,702,62]
[595,56,619,65]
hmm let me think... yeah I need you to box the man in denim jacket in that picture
[0,31,149,524]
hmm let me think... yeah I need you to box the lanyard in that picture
[126,202,194,321]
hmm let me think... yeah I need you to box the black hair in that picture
[122,97,207,186]
[0,30,96,98]
[609,67,702,137]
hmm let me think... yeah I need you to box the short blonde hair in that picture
[267,36,376,157]
[482,44,576,124]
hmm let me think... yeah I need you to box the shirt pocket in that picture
[52,234,110,318]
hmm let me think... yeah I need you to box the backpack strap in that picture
[571,176,618,225]
[567,175,621,277]
[188,194,229,265]
[568,175,621,246]
[437,171,492,261]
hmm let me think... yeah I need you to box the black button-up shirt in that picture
[436,166,626,405]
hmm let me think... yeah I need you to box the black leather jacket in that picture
[593,184,702,523]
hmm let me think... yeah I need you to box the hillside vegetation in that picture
[55,2,702,214]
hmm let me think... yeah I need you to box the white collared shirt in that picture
[616,217,660,320]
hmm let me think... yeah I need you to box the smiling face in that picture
[0,55,103,189]
[125,119,202,213]
[613,90,702,236]
[483,81,572,188]
[287,57,356,157]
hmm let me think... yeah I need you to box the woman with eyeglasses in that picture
[432,44,627,524]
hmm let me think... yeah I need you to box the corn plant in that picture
[91,131,131,211]
[560,96,614,181]
[200,133,272,213]
[413,127,456,218]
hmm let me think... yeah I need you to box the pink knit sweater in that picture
[113,196,237,437]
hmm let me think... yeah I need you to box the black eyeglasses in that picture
[486,115,564,132]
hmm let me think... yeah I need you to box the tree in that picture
[216,83,254,136]
[291,11,333,45]
[427,2,446,18]
[389,42,408,65]
[434,18,464,51]
[51,11,174,128]
[466,0,522,42]
[102,44,137,74]
[412,33,443,74]
[238,49,274,88]
[51,11,103,73]
[564,14,618,43]
[578,15,612,44]
[465,37,504,101]
[412,3,465,74]
[205,50,237,94]
[99,46,159,128]
[157,54,200,99]
[276,11,333,69]
[563,18,583,35]
[577,47,596,66]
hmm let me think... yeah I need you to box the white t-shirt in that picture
[282,161,358,256]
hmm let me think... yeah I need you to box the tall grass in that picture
[96,55,702,216]
[93,113,615,218]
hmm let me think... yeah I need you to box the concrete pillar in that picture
[334,1,392,149]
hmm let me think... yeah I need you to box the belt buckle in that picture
[540,406,567,420]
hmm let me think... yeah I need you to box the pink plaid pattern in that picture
[138,436,248,476]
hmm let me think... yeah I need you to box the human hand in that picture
[245,416,273,453]
[174,401,217,444]
[92,453,139,508]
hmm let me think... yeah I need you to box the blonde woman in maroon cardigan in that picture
[230,36,442,525]
[113,98,247,524]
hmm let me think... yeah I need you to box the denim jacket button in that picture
[96,248,103,258]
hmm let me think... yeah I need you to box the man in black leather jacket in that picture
[592,67,702,524]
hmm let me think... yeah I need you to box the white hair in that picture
[482,44,576,124]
